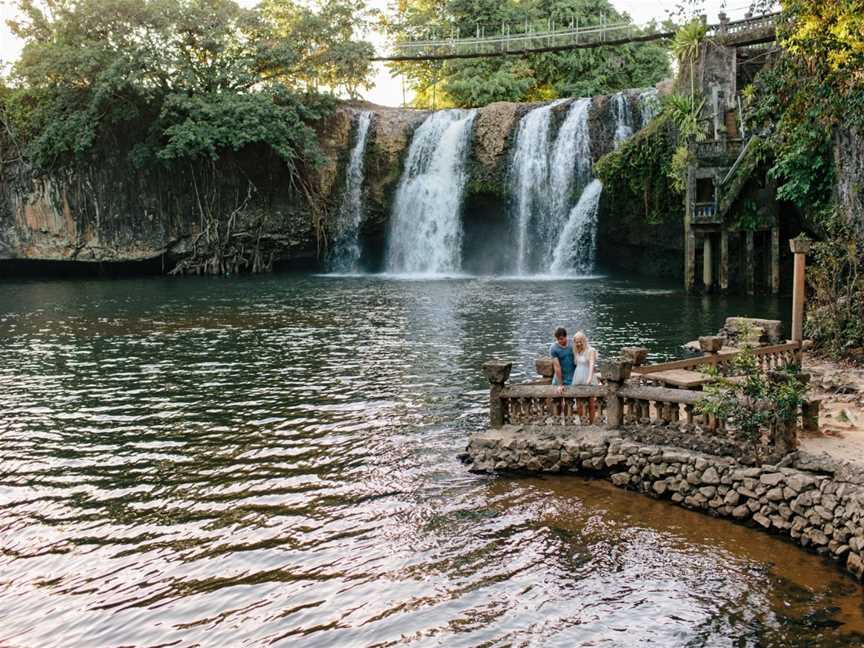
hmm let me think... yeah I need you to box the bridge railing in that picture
[391,21,640,58]
[383,11,782,61]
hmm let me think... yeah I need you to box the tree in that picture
[383,0,671,108]
[2,0,375,274]
[4,0,375,170]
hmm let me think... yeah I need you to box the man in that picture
[550,326,575,394]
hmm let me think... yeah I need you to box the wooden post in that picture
[703,235,713,290]
[790,236,813,344]
[745,230,755,295]
[771,226,780,295]
[720,228,729,293]
[482,361,512,428]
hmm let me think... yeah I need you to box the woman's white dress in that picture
[573,349,598,385]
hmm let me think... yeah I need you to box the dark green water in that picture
[1,273,862,647]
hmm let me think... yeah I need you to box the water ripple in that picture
[0,274,860,647]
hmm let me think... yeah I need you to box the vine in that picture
[594,112,682,225]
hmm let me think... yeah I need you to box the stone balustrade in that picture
[484,354,799,459]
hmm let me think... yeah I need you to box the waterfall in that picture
[639,88,660,126]
[510,99,567,275]
[547,98,592,252]
[511,98,596,274]
[384,109,477,274]
[550,179,603,274]
[329,111,372,273]
[612,92,635,144]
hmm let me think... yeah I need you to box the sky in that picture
[0,0,756,107]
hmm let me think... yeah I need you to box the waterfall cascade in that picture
[385,109,477,275]
[612,92,635,144]
[329,111,372,273]
[510,98,594,274]
[550,179,603,274]
[639,88,660,125]
[510,99,567,274]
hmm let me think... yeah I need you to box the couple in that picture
[550,326,599,421]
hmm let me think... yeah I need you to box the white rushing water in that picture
[511,98,595,274]
[329,111,372,273]
[639,88,660,126]
[385,109,477,274]
[612,92,635,145]
[550,179,603,274]
[510,99,566,275]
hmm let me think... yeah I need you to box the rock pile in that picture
[467,425,864,581]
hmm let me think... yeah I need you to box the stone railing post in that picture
[621,347,648,367]
[699,335,723,370]
[482,361,512,429]
[599,358,632,429]
[790,236,813,347]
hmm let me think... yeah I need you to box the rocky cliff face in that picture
[0,92,657,274]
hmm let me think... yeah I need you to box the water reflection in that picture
[3,273,859,647]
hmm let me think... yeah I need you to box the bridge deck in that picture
[375,12,780,62]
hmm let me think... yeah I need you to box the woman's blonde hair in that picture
[573,331,590,353]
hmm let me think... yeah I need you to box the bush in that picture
[806,215,864,359]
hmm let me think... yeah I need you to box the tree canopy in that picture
[382,0,672,108]
[3,0,375,171]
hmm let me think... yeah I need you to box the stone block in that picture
[621,347,649,366]
[760,472,784,487]
[534,357,554,378]
[702,467,720,485]
[482,361,512,385]
[599,358,632,383]
[732,504,751,519]
[605,454,627,468]
[724,317,784,345]
[699,336,723,353]
[847,552,864,579]
[611,472,631,487]
[766,487,785,502]
[753,513,772,528]
[700,486,717,499]
[725,490,741,506]
[653,481,668,496]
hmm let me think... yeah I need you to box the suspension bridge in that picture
[372,12,780,62]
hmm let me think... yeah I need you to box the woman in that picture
[572,331,598,422]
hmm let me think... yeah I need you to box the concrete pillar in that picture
[790,237,813,343]
[771,226,780,295]
[745,230,755,295]
[703,235,713,290]
[720,229,729,293]
[482,361,512,428]
[686,231,697,292]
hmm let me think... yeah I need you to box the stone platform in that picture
[466,425,864,582]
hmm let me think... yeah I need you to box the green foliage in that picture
[668,144,693,194]
[4,0,373,171]
[744,63,834,217]
[384,0,671,108]
[594,112,682,225]
[806,214,864,359]
[663,93,706,142]
[697,346,807,457]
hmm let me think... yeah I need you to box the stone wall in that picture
[466,426,864,582]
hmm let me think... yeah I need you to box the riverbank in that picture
[465,423,864,583]
[799,354,864,464]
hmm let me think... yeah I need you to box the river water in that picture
[1,273,862,647]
